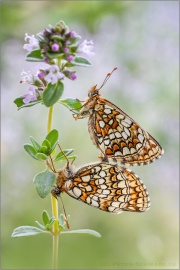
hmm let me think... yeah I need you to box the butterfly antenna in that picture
[98,67,117,91]
[59,195,70,229]
[58,143,70,167]
[46,155,57,173]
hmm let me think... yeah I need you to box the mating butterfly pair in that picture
[52,68,163,214]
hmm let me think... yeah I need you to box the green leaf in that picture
[42,210,50,226]
[45,129,59,152]
[35,153,48,161]
[14,97,42,110]
[35,221,46,230]
[11,226,48,237]
[26,49,43,62]
[24,144,39,160]
[46,52,64,59]
[43,81,64,107]
[33,169,56,198]
[30,136,41,152]
[46,218,56,230]
[51,35,64,41]
[42,139,51,152]
[59,98,82,114]
[71,56,92,67]
[36,33,45,42]
[54,149,74,162]
[61,229,101,238]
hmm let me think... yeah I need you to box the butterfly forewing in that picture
[76,93,164,166]
[55,162,150,213]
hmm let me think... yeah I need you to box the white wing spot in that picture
[112,202,120,207]
[121,120,131,128]
[82,175,91,182]
[104,108,112,114]
[118,181,127,188]
[104,139,110,146]
[91,200,99,207]
[73,187,82,198]
[124,118,132,125]
[130,148,136,154]
[108,119,114,125]
[138,134,144,143]
[85,185,92,192]
[103,189,110,195]
[99,170,106,177]
[136,143,142,150]
[109,133,115,140]
[124,127,130,137]
[122,132,128,140]
[138,128,143,134]
[123,147,130,155]
[115,132,122,138]
[99,120,105,128]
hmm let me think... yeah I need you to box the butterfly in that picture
[75,68,164,166]
[51,162,150,214]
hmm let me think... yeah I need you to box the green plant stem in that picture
[47,106,60,269]
[52,232,59,269]
[47,106,54,133]
[51,195,59,269]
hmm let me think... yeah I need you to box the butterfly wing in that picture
[88,98,164,165]
[65,162,150,213]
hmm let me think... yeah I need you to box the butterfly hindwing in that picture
[64,162,150,213]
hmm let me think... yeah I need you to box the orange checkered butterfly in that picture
[51,160,150,214]
[75,68,164,166]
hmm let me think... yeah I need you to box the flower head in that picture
[21,71,34,84]
[67,55,74,62]
[70,73,77,80]
[22,86,37,104]
[23,33,39,52]
[44,65,64,85]
[51,43,59,52]
[78,40,94,56]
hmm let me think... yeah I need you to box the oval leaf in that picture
[59,98,82,114]
[45,129,59,152]
[61,229,101,238]
[42,210,50,226]
[30,136,41,152]
[71,56,92,67]
[43,81,64,107]
[26,49,43,62]
[11,226,47,237]
[35,153,48,161]
[24,144,39,160]
[14,97,41,110]
[42,139,51,151]
[33,169,56,198]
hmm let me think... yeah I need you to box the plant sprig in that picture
[11,20,100,270]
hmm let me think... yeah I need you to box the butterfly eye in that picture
[51,186,61,198]
[81,110,90,117]
[92,90,99,96]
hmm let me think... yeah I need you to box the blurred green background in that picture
[1,1,179,269]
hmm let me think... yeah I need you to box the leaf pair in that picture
[24,129,59,162]
[24,129,76,198]
[26,49,92,68]
[11,209,101,238]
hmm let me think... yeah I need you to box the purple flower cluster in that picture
[21,20,94,104]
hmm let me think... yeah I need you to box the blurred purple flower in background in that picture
[23,33,39,52]
[22,86,37,103]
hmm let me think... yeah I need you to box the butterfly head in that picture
[88,85,99,98]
